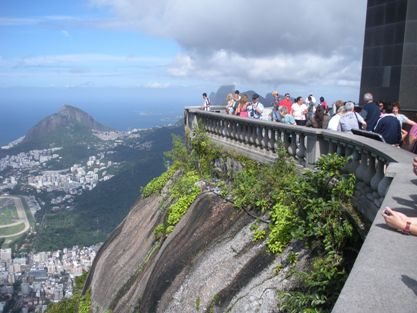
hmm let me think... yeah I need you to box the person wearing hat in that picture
[248,94,264,119]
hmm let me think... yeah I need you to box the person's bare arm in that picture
[382,207,417,235]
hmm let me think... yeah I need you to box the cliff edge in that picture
[85,187,307,313]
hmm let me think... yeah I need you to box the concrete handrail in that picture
[184,107,417,313]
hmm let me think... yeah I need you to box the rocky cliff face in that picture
[85,180,308,313]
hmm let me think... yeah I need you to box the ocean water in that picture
[0,101,186,146]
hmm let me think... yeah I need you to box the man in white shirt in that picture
[327,106,346,131]
[249,94,264,119]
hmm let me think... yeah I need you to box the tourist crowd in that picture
[201,90,417,153]
[201,90,417,236]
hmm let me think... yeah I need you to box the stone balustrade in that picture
[184,107,417,313]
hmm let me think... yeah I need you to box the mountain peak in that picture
[22,105,110,146]
[59,104,80,112]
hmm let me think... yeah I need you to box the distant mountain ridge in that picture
[209,85,274,106]
[22,105,110,146]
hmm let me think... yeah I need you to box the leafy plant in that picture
[250,222,266,242]
[141,165,177,198]
[166,171,201,232]
[266,204,296,254]
[195,296,201,311]
[154,223,165,239]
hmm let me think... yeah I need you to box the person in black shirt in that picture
[374,114,402,145]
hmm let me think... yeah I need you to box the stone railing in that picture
[184,107,417,313]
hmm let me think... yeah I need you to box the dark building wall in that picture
[359,0,417,113]
[399,0,417,112]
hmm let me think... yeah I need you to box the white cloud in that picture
[169,50,361,88]
[0,17,38,26]
[12,54,168,68]
[88,0,367,92]
[61,30,71,37]
[143,81,171,88]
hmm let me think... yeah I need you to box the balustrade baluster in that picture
[355,149,368,182]
[328,140,335,154]
[288,132,297,157]
[378,175,392,197]
[260,126,267,150]
[362,153,376,185]
[370,158,385,191]
[268,127,275,153]
[296,133,306,162]
[336,142,345,156]
[348,149,360,173]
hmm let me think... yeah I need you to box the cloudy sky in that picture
[0,0,367,103]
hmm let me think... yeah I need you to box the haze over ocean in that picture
[0,87,192,146]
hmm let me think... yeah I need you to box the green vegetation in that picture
[0,199,19,225]
[164,126,362,313]
[141,165,177,198]
[0,222,25,237]
[195,296,201,311]
[46,271,90,313]
[19,196,36,226]
[147,168,201,236]
[165,170,201,233]
[32,124,183,251]
[250,222,266,242]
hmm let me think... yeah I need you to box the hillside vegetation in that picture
[32,125,183,251]
[69,126,366,313]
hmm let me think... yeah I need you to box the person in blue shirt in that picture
[278,106,296,125]
[360,92,380,131]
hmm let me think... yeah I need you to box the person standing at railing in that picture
[291,96,308,126]
[306,94,318,120]
[319,96,329,113]
[278,106,296,125]
[271,91,281,122]
[225,93,235,114]
[248,94,264,119]
[327,105,346,131]
[373,113,402,145]
[406,123,417,153]
[231,90,241,115]
[279,92,293,115]
[201,93,211,111]
[236,94,250,118]
[339,101,366,132]
[360,92,380,131]
[306,105,330,129]
[329,100,344,116]
[391,101,416,142]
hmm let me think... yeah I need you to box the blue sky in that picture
[0,0,367,104]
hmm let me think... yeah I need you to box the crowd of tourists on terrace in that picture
[201,90,417,153]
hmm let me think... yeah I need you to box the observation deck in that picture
[184,107,417,313]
